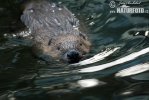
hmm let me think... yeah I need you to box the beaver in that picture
[21,0,91,63]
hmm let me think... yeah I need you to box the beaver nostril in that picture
[66,50,82,63]
[67,51,79,58]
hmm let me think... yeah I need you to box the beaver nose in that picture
[66,50,82,63]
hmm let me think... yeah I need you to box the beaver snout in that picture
[64,50,82,63]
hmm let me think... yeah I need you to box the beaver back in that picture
[21,0,80,45]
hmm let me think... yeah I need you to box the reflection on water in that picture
[77,79,106,88]
[114,82,149,100]
[115,63,149,77]
[78,47,149,73]
[0,0,149,100]
[72,47,120,66]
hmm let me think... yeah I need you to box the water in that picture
[0,0,149,100]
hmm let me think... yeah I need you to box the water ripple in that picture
[79,47,149,73]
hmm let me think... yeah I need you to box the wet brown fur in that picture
[21,0,91,62]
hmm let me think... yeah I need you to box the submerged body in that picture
[21,0,91,63]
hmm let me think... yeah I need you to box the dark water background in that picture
[0,0,149,100]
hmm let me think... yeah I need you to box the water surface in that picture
[0,0,149,100]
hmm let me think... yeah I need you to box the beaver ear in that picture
[48,39,52,45]
[79,33,87,40]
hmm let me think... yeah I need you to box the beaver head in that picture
[40,33,91,63]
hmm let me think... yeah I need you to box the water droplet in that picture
[72,25,79,30]
[30,9,34,13]
[52,10,55,12]
[74,27,78,30]
[54,19,61,26]
[51,3,56,7]
[28,29,31,34]
[89,22,95,26]
[58,8,62,10]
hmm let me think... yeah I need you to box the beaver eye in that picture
[80,43,83,46]
[48,39,52,45]
[79,33,86,40]
[57,46,60,50]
